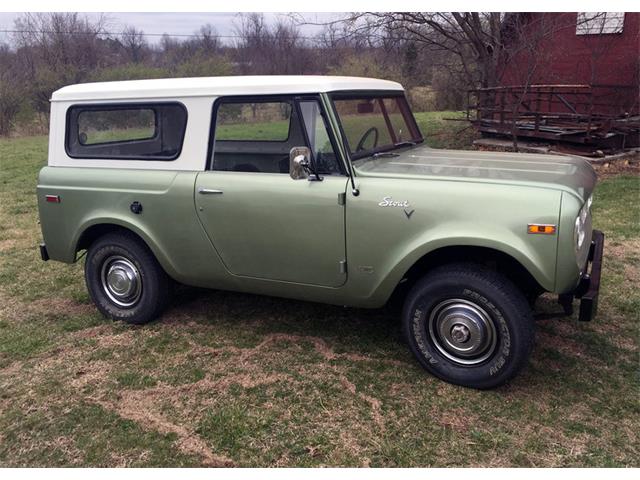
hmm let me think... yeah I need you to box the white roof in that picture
[51,75,404,102]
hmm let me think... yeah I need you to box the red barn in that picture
[472,12,640,152]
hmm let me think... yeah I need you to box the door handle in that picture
[198,187,223,195]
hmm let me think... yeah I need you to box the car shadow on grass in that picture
[162,285,408,359]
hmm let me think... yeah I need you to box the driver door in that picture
[195,95,348,287]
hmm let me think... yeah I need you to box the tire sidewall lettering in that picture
[412,307,438,364]
[410,286,513,376]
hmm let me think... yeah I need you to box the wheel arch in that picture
[73,220,179,280]
[386,244,548,307]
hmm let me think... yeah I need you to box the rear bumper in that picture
[39,243,49,261]
[569,230,605,322]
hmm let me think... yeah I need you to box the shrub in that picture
[407,86,437,112]
[89,64,171,82]
[0,81,21,136]
[172,53,234,77]
[431,70,467,111]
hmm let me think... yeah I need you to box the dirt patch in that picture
[0,238,18,252]
[86,372,291,466]
[239,332,408,368]
[536,327,587,358]
[0,288,29,321]
[166,373,292,397]
[69,359,112,389]
[93,330,136,350]
[0,360,23,377]
[0,288,92,323]
[0,228,30,244]
[434,407,479,432]
[594,156,640,178]
[240,333,339,362]
[95,393,234,467]
[186,340,245,358]
[31,297,94,317]
[607,238,640,257]
[607,239,640,280]
[338,374,385,433]
[337,430,371,467]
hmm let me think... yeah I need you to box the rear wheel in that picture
[402,263,534,389]
[85,231,170,325]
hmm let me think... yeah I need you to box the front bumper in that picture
[561,230,605,322]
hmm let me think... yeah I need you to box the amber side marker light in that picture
[527,224,556,235]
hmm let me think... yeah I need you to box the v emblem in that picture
[404,209,415,219]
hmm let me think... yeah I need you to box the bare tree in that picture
[196,24,220,53]
[316,13,509,91]
[0,43,21,136]
[120,26,148,63]
[12,13,109,117]
[234,13,312,75]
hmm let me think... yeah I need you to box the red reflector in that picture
[45,195,61,203]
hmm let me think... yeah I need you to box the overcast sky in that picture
[0,12,342,45]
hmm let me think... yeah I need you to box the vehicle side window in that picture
[78,109,155,145]
[216,102,291,141]
[212,100,298,174]
[333,99,393,152]
[66,103,187,160]
[298,100,341,175]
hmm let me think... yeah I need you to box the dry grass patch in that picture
[0,136,638,466]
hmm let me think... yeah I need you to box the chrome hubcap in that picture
[100,256,142,308]
[450,324,470,343]
[428,298,497,365]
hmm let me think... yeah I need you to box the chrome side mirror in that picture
[289,146,311,180]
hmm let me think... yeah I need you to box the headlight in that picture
[574,195,592,251]
[574,215,586,250]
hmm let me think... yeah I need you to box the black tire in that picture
[85,231,170,325]
[402,263,534,389]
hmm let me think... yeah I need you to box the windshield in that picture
[332,94,422,160]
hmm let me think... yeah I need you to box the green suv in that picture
[37,76,604,388]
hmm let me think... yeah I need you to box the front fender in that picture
[370,232,556,306]
[344,178,562,307]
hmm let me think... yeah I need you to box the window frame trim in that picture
[65,101,188,161]
[295,95,347,176]
[206,94,347,176]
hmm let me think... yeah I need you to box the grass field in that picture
[0,125,638,466]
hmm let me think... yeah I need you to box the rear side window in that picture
[78,109,156,145]
[66,103,187,160]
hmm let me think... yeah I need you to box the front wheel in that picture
[85,231,171,325]
[402,263,534,389]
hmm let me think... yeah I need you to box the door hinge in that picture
[339,260,347,274]
[338,192,346,205]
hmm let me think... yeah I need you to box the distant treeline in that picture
[0,13,479,136]
[3,12,562,136]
